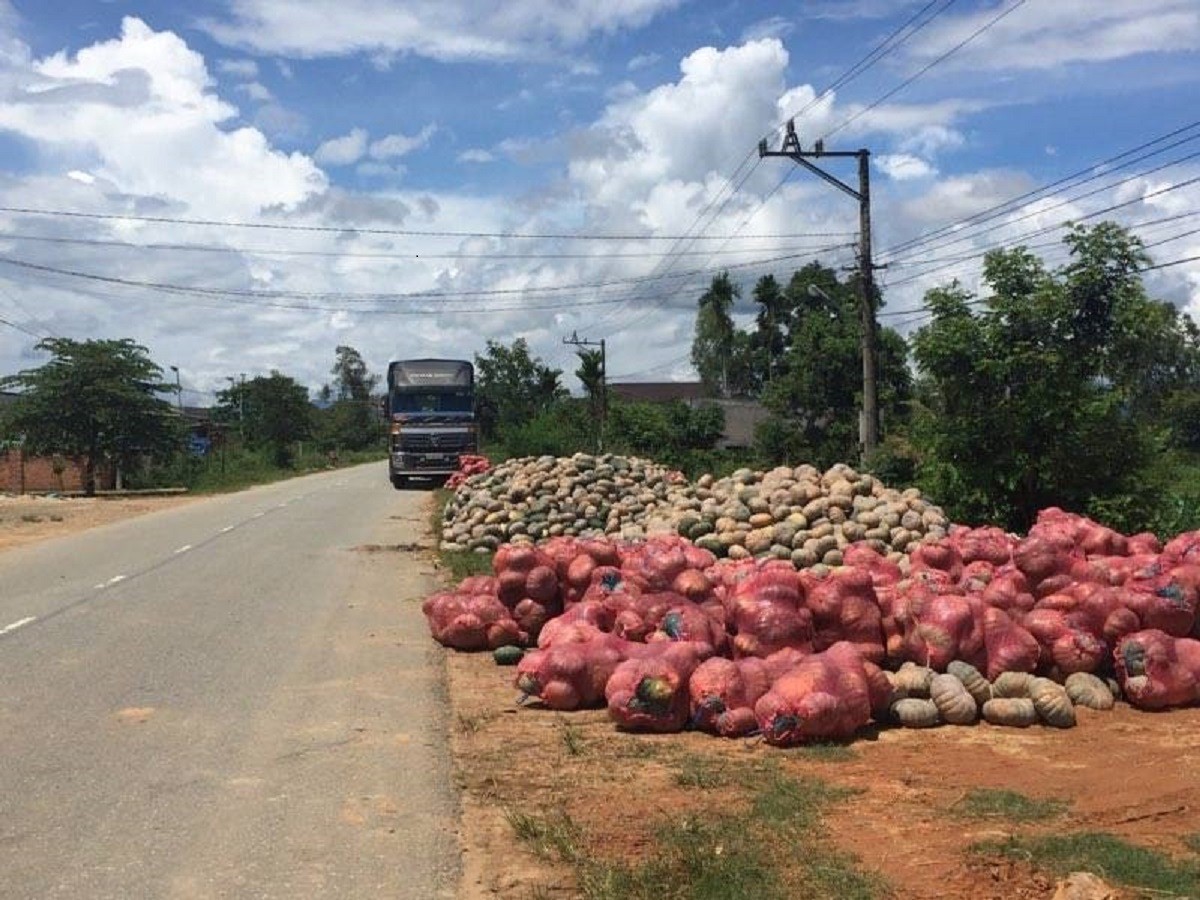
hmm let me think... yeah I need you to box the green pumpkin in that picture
[493,645,525,666]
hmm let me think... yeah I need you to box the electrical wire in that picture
[822,0,1029,141]
[0,204,826,242]
[880,119,1200,261]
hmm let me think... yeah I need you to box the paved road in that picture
[0,462,459,899]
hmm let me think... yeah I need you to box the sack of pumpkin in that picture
[753,641,872,746]
[606,643,708,733]
[688,656,773,736]
[1115,629,1200,710]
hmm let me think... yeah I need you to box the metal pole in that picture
[599,338,607,453]
[170,365,183,412]
[858,151,880,459]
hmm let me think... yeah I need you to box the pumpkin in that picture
[1029,677,1076,728]
[947,660,992,705]
[929,673,978,725]
[992,671,1034,699]
[493,645,525,666]
[982,697,1038,727]
[1064,672,1115,711]
[891,661,934,698]
[891,697,941,728]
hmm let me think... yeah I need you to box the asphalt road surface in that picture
[0,462,460,899]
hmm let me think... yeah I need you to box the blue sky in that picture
[0,1,1198,397]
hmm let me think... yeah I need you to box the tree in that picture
[910,223,1197,530]
[217,371,313,467]
[318,345,381,452]
[691,272,738,397]
[758,264,911,468]
[750,274,787,385]
[0,338,180,495]
[474,339,568,441]
[575,348,605,422]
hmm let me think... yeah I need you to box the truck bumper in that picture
[390,451,462,476]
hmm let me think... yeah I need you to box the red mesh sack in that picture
[982,607,1041,680]
[731,599,814,659]
[753,642,872,746]
[910,540,964,583]
[516,636,628,709]
[650,603,729,655]
[688,657,772,736]
[949,525,1015,566]
[804,566,884,662]
[606,644,707,732]
[621,538,691,592]
[1115,629,1200,710]
[425,592,521,651]
[902,593,976,670]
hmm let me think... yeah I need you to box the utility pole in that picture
[563,331,607,452]
[169,365,183,413]
[759,118,880,460]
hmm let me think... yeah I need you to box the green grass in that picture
[950,788,1068,823]
[788,742,858,763]
[975,832,1200,897]
[508,766,886,900]
[560,720,586,756]
[1186,833,1200,855]
[672,755,734,790]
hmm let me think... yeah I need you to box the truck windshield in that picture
[391,391,473,413]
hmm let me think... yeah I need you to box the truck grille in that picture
[396,430,474,452]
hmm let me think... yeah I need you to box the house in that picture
[607,382,770,450]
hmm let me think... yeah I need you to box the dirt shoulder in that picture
[0,493,197,553]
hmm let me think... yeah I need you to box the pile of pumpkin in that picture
[423,508,1200,745]
[439,453,685,553]
[440,455,951,567]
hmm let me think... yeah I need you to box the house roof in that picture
[608,381,710,403]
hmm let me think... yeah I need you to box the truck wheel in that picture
[391,474,408,490]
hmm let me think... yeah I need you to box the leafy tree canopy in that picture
[474,338,567,440]
[218,371,313,467]
[0,337,180,494]
[911,223,1200,530]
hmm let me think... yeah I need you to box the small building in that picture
[607,382,770,450]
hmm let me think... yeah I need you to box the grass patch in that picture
[951,788,1068,822]
[789,742,857,763]
[672,755,733,790]
[560,719,586,756]
[975,832,1200,897]
[510,766,885,900]
[505,808,582,861]
[1186,833,1200,855]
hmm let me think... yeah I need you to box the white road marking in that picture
[174,544,192,554]
[107,575,126,585]
[0,616,36,636]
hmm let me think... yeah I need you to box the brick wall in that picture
[0,450,92,493]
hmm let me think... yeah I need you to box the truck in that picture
[385,358,478,488]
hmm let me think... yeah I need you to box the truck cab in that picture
[385,359,478,488]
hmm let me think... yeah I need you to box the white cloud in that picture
[904,0,1200,71]
[457,148,494,163]
[876,153,935,181]
[65,169,95,184]
[202,0,685,62]
[0,17,325,218]
[313,127,369,165]
[368,124,436,160]
[216,58,258,79]
[237,80,273,101]
[740,16,795,43]
[627,52,659,71]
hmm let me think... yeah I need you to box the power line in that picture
[0,231,852,260]
[0,313,44,340]
[0,204,828,242]
[0,244,852,304]
[822,0,1029,142]
[880,119,1200,261]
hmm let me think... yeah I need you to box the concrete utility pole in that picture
[169,365,183,413]
[759,118,881,460]
[563,331,607,452]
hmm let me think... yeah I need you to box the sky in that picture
[0,0,1198,403]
